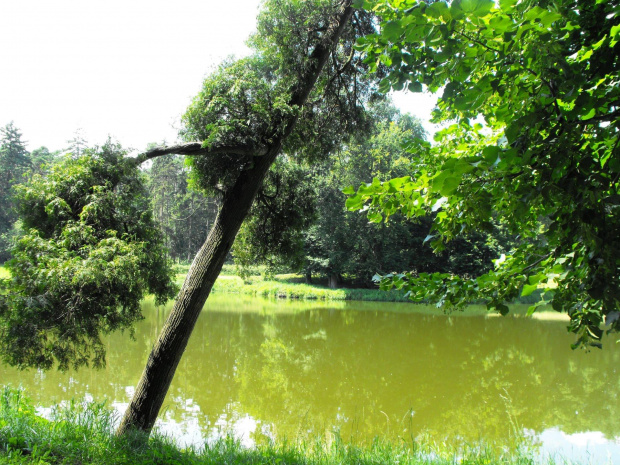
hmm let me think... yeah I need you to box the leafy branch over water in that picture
[348,0,620,348]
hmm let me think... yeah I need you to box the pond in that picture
[1,294,619,463]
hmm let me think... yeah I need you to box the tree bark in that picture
[328,273,341,289]
[132,142,268,166]
[117,0,354,435]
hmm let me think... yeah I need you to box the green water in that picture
[1,295,619,461]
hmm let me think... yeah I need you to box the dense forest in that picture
[0,108,504,288]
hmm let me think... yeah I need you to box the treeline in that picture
[0,123,57,262]
[0,107,508,287]
[232,103,510,287]
[0,124,217,265]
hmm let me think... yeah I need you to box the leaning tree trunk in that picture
[117,0,354,435]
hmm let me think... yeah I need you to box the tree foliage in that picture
[0,122,31,262]
[232,104,505,285]
[146,155,219,262]
[232,158,318,278]
[0,142,177,370]
[316,110,506,285]
[348,0,620,347]
[180,0,381,197]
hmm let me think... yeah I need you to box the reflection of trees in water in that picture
[223,307,620,444]
[1,296,619,445]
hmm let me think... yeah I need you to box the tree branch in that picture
[132,142,268,166]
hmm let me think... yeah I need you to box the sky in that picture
[0,0,439,153]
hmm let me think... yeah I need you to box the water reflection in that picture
[1,294,618,460]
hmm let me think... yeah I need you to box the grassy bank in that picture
[212,275,412,302]
[174,264,412,302]
[172,265,550,308]
[0,387,558,465]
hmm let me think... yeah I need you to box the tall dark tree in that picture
[305,110,433,287]
[117,0,371,434]
[0,122,30,262]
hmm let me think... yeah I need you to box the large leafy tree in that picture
[1,0,376,436]
[304,108,430,287]
[0,141,177,371]
[232,105,505,287]
[348,0,620,347]
[116,0,378,434]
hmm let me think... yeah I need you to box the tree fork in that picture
[117,0,354,435]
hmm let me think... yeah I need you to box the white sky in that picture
[0,0,438,153]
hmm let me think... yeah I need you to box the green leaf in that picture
[408,81,423,92]
[387,177,406,190]
[611,24,620,46]
[426,1,451,20]
[368,211,383,223]
[592,35,608,51]
[581,108,596,120]
[499,0,518,11]
[526,300,548,316]
[382,21,403,42]
[345,194,364,211]
[578,49,594,62]
[452,159,475,175]
[358,181,380,194]
[378,78,392,94]
[521,283,538,297]
[452,0,494,18]
[489,14,515,33]
[439,176,460,196]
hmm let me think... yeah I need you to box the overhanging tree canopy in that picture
[347,0,620,347]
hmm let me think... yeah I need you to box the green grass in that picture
[0,386,568,465]
[172,264,411,302]
[210,275,411,302]
[173,265,553,309]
